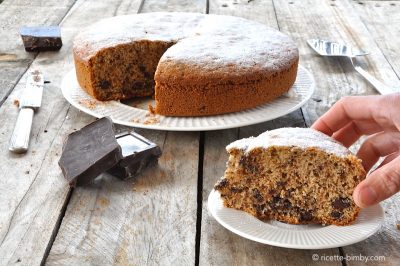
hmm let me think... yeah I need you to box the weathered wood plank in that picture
[340,2,400,265]
[46,0,205,265]
[273,0,399,127]
[351,1,400,85]
[0,0,146,265]
[272,0,400,264]
[199,1,340,265]
[47,132,199,265]
[0,0,76,106]
[140,0,206,13]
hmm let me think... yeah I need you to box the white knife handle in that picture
[9,108,34,154]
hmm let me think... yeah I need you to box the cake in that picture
[73,12,299,116]
[214,128,366,226]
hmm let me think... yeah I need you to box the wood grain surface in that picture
[46,0,204,265]
[0,0,399,265]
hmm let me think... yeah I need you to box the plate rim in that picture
[207,189,384,249]
[61,65,315,131]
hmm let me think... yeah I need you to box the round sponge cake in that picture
[73,12,299,116]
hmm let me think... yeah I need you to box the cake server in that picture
[307,39,399,95]
[9,70,44,153]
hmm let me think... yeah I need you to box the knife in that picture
[9,70,44,153]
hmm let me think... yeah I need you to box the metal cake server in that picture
[307,39,397,95]
[9,70,44,153]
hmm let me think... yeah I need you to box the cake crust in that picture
[214,128,366,226]
[73,12,299,116]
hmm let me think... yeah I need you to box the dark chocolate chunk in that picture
[239,156,259,173]
[214,178,229,190]
[283,199,292,208]
[58,117,122,187]
[107,132,162,180]
[99,80,111,89]
[276,181,287,187]
[331,211,343,219]
[253,203,266,214]
[252,188,264,202]
[300,211,313,222]
[19,26,62,52]
[230,187,244,193]
[272,196,281,204]
[332,197,351,211]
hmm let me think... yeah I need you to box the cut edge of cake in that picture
[214,128,366,226]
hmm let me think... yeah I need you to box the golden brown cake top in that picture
[73,12,299,82]
[227,128,351,157]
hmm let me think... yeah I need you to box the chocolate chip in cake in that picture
[300,211,313,222]
[252,188,264,202]
[331,211,343,219]
[239,156,259,173]
[285,188,295,197]
[133,81,144,89]
[214,178,229,190]
[272,196,281,204]
[283,199,292,208]
[332,197,351,211]
[230,187,244,193]
[99,80,111,89]
[139,64,146,72]
[277,181,287,187]
[253,203,266,214]
[338,169,346,178]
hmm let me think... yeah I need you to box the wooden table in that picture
[1,0,399,265]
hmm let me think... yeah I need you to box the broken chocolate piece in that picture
[58,117,122,187]
[20,26,62,52]
[107,132,162,180]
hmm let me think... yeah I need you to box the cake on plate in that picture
[73,12,299,116]
[214,128,366,226]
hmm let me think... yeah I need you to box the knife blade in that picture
[9,70,44,153]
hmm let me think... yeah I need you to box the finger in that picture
[353,155,400,208]
[356,131,400,171]
[312,94,400,136]
[331,121,383,147]
[376,152,400,169]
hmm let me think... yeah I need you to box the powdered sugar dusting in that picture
[73,13,204,60]
[227,128,351,157]
[73,12,298,72]
[161,15,298,72]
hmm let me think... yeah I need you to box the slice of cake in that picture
[214,128,366,226]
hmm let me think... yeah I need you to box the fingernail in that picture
[358,186,378,207]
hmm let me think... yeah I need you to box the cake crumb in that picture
[79,99,97,109]
[13,99,20,107]
[131,118,141,123]
[397,223,400,230]
[148,104,156,115]
[143,116,160,125]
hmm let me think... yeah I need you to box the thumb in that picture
[353,155,400,208]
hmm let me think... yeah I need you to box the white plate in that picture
[208,189,384,249]
[61,65,314,131]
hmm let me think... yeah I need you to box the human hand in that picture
[311,94,400,208]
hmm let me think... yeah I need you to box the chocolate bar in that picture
[58,117,162,186]
[58,117,122,187]
[107,132,162,180]
[19,26,62,52]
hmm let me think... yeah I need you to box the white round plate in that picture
[208,189,384,249]
[61,65,314,131]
